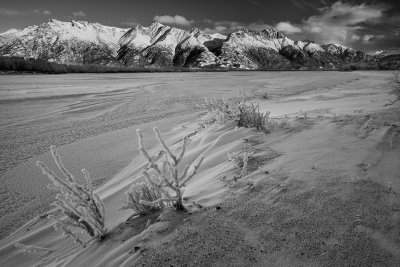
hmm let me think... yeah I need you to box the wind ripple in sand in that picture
[0,71,370,240]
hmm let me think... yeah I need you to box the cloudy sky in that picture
[0,0,399,53]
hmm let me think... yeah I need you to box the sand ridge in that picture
[0,71,363,239]
[0,71,399,266]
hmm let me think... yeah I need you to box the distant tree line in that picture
[338,55,400,71]
[0,56,399,74]
[0,56,227,74]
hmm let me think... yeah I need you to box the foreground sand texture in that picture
[0,71,399,266]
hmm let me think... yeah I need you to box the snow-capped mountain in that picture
[218,28,293,69]
[0,19,128,65]
[117,22,219,67]
[0,20,380,69]
[189,28,226,54]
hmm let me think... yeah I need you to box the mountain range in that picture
[0,19,398,70]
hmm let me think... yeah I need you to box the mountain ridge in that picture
[0,20,397,70]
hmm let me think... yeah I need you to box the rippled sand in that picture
[1,71,398,265]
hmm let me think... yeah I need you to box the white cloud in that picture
[200,20,240,34]
[362,34,374,43]
[362,34,385,43]
[201,19,271,34]
[351,34,361,41]
[198,1,396,51]
[315,1,384,25]
[33,9,51,16]
[275,21,302,33]
[73,11,86,17]
[215,26,227,32]
[0,8,24,16]
[300,1,387,45]
[153,15,193,26]
[272,1,390,47]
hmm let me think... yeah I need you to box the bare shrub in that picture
[137,127,204,211]
[36,146,106,244]
[201,97,246,125]
[122,182,166,215]
[240,101,271,132]
[228,149,255,180]
[201,97,271,132]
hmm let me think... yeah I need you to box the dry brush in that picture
[36,146,106,244]
[201,97,271,133]
[135,127,204,211]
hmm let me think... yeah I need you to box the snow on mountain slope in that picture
[219,28,292,69]
[224,29,286,52]
[280,36,295,48]
[302,42,325,53]
[0,20,379,69]
[0,19,128,65]
[0,29,18,36]
[118,25,154,51]
[321,43,373,64]
[189,28,226,54]
[189,28,226,45]
[322,44,350,55]
[117,22,219,68]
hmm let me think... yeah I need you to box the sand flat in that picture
[1,71,399,266]
[0,71,361,239]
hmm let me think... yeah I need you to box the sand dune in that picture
[0,71,362,238]
[1,71,399,266]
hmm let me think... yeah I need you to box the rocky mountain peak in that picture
[148,21,165,31]
[1,19,390,70]
[261,28,285,39]
[189,28,226,41]
[0,28,18,36]
[0,19,129,65]
[48,18,62,24]
[227,27,285,43]
[189,27,202,37]
[232,27,285,39]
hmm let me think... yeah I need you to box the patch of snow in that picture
[281,37,295,47]
[226,31,282,52]
[304,42,324,53]
[0,28,18,36]
[294,40,306,50]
